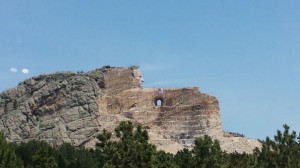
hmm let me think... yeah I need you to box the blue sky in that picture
[1,1,300,139]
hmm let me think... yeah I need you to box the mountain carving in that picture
[0,66,260,153]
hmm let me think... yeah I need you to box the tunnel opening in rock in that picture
[155,98,163,106]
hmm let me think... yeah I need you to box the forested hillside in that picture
[0,122,299,168]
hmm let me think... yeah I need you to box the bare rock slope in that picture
[0,66,260,153]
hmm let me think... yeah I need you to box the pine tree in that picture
[96,121,156,168]
[15,140,56,168]
[152,150,178,168]
[255,124,300,167]
[174,148,194,168]
[0,131,23,167]
[32,147,57,168]
[192,135,224,168]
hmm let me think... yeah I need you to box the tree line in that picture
[0,121,300,168]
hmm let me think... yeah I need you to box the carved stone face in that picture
[133,69,144,85]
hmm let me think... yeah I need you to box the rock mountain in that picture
[0,66,260,153]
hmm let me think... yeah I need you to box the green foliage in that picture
[96,121,156,168]
[96,129,112,150]
[32,146,57,168]
[1,123,300,168]
[57,143,76,168]
[0,132,23,168]
[152,151,178,168]
[255,124,300,168]
[192,135,224,168]
[175,148,194,168]
[74,148,99,168]
[15,140,57,168]
[223,152,256,168]
[57,143,99,168]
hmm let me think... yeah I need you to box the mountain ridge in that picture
[0,66,260,153]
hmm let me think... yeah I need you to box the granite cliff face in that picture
[0,69,105,147]
[0,66,260,153]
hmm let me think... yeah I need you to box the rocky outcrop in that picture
[97,67,260,153]
[0,66,260,153]
[0,69,105,147]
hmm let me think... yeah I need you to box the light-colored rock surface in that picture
[0,66,261,153]
[0,70,104,147]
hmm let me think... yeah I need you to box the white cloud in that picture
[21,68,30,74]
[10,67,18,73]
